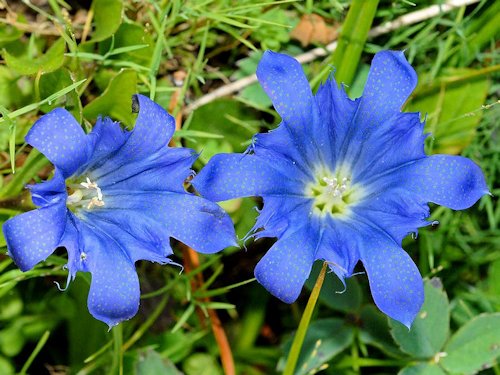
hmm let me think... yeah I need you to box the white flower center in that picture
[307,166,365,217]
[322,176,349,197]
[67,177,105,210]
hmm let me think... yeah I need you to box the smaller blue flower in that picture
[192,51,489,327]
[3,95,237,327]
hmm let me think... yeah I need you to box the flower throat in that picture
[66,177,105,211]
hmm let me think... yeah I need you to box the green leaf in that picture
[278,318,354,375]
[83,69,137,126]
[488,259,500,296]
[186,99,260,163]
[0,23,23,46]
[406,68,491,154]
[440,313,500,374]
[0,322,25,357]
[2,38,65,75]
[0,66,27,109]
[183,353,222,375]
[304,261,362,313]
[398,363,446,375]
[390,278,450,359]
[98,23,155,65]
[359,305,403,358]
[0,149,48,199]
[136,350,182,375]
[0,355,14,375]
[0,289,23,320]
[39,68,83,122]
[90,0,123,42]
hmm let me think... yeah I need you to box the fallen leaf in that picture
[291,14,338,47]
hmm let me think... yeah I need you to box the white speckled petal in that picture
[95,147,196,193]
[256,51,313,130]
[3,201,67,271]
[114,94,175,159]
[104,192,237,254]
[256,51,324,166]
[359,228,424,328]
[366,155,489,211]
[357,51,417,127]
[406,155,489,209]
[75,222,140,328]
[192,153,303,202]
[26,108,90,177]
[254,226,317,303]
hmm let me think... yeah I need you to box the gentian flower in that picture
[192,51,488,327]
[3,95,236,327]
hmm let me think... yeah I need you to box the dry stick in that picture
[183,0,480,115]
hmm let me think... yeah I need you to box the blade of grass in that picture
[19,331,51,375]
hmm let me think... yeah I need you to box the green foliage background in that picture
[0,0,498,374]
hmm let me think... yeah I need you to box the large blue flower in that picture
[3,95,236,327]
[192,51,488,327]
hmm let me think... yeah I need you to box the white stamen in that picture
[80,252,87,261]
[67,189,83,204]
[322,176,349,197]
[87,197,105,209]
[67,177,105,210]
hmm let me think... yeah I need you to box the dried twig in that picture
[183,0,480,115]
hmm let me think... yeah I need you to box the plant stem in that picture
[20,331,50,375]
[283,262,328,375]
[329,0,379,88]
[111,325,123,375]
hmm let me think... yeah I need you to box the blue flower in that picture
[3,95,236,327]
[192,51,488,327]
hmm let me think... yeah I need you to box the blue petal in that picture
[192,153,303,202]
[3,201,67,271]
[104,192,237,253]
[89,218,174,264]
[366,155,488,210]
[252,196,311,239]
[352,204,430,243]
[256,51,314,131]
[28,168,67,207]
[71,221,140,327]
[315,218,361,281]
[26,108,90,177]
[254,225,318,303]
[359,227,424,328]
[335,51,420,169]
[114,94,174,159]
[350,112,426,181]
[352,188,431,243]
[81,209,173,263]
[256,51,322,165]
[357,51,417,127]
[406,155,489,209]
[81,117,130,172]
[253,126,310,173]
[314,79,358,167]
[88,95,176,179]
[95,147,196,193]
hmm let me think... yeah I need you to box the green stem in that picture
[20,331,50,375]
[110,325,123,375]
[283,262,328,375]
[329,0,379,88]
